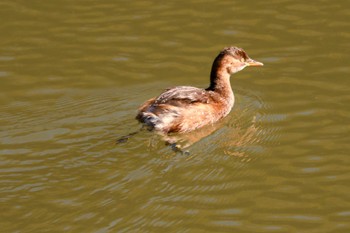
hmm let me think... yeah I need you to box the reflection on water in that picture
[1,0,350,232]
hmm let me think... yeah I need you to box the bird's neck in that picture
[206,68,235,113]
[207,68,234,99]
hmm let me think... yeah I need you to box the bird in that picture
[136,46,263,134]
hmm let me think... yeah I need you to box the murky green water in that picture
[1,0,350,232]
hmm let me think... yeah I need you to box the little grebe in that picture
[136,46,263,134]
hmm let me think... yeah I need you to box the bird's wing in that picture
[154,86,211,106]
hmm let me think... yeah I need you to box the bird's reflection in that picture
[117,113,261,158]
[158,114,260,157]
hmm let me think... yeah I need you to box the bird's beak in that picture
[246,58,264,67]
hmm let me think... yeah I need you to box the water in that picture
[1,0,350,232]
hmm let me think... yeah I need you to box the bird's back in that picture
[136,86,232,133]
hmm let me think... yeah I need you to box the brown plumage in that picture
[136,46,263,134]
